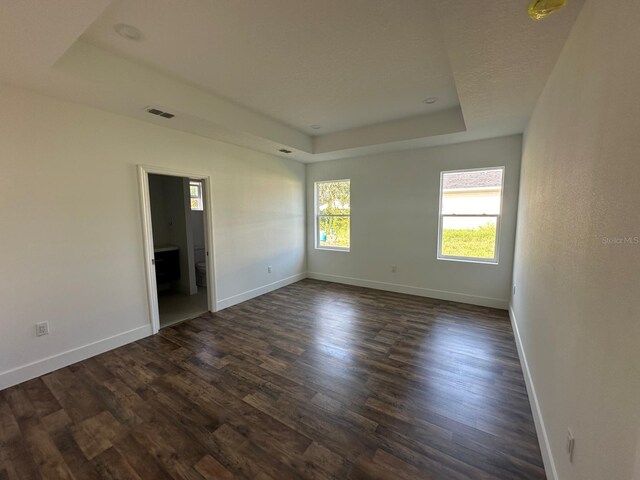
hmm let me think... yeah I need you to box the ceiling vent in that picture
[146,107,175,119]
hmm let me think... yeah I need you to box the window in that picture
[315,179,350,251]
[438,167,504,263]
[190,180,203,211]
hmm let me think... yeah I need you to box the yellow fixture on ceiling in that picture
[528,0,567,20]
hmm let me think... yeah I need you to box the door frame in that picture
[137,164,218,334]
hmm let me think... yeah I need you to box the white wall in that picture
[191,208,206,261]
[0,84,306,389]
[511,1,640,479]
[306,135,522,308]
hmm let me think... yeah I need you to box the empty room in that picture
[1,1,638,479]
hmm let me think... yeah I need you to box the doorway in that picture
[138,165,216,333]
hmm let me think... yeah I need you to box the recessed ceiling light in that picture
[310,125,322,130]
[424,97,438,105]
[114,23,143,41]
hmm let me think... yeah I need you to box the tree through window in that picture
[315,180,350,251]
[190,181,203,211]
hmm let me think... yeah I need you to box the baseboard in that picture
[216,272,307,310]
[0,324,153,391]
[509,305,557,480]
[307,272,509,309]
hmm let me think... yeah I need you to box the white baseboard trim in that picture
[509,305,557,480]
[307,272,509,309]
[0,324,153,391]
[216,272,307,310]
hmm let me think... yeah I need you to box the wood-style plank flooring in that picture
[0,279,545,479]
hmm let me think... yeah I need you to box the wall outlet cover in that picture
[36,322,49,337]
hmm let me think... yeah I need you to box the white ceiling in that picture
[83,0,460,135]
[0,0,584,162]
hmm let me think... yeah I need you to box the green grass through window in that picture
[441,224,497,259]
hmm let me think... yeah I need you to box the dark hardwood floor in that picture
[0,279,545,479]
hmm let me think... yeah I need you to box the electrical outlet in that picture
[566,428,575,462]
[391,265,397,273]
[267,266,272,273]
[35,322,49,337]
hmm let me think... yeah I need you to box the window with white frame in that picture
[190,180,203,211]
[438,167,504,263]
[315,179,350,251]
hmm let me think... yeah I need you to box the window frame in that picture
[436,166,505,265]
[190,180,204,211]
[314,179,351,252]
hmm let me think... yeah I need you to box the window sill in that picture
[316,247,350,253]
[437,256,498,265]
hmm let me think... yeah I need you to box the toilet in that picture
[195,262,207,287]
[194,246,207,287]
